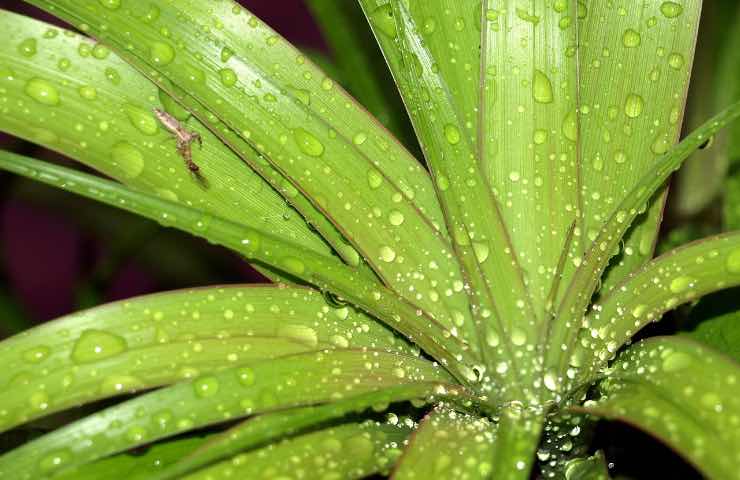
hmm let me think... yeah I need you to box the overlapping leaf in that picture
[0,349,456,479]
[22,0,477,353]
[392,408,496,479]
[0,284,412,432]
[583,337,740,480]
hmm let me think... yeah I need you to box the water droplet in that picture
[444,124,461,145]
[78,85,97,100]
[38,449,72,474]
[70,329,128,363]
[662,350,692,372]
[277,324,318,347]
[533,129,548,145]
[624,93,644,118]
[726,249,740,273]
[111,141,145,179]
[124,104,159,135]
[511,328,527,346]
[237,366,256,386]
[379,246,396,263]
[293,128,325,157]
[353,132,368,145]
[622,29,641,48]
[533,69,553,104]
[288,86,310,105]
[193,376,220,398]
[219,68,237,87]
[92,44,110,59]
[651,132,671,154]
[668,52,684,70]
[660,2,684,18]
[543,371,559,391]
[105,67,121,84]
[142,5,160,23]
[367,169,383,189]
[614,150,628,164]
[669,275,693,293]
[388,210,405,226]
[24,78,60,106]
[281,257,305,275]
[149,41,175,66]
[370,5,397,38]
[473,241,490,263]
[562,110,578,142]
[98,0,121,9]
[23,345,51,364]
[18,38,37,57]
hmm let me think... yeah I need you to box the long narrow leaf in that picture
[392,408,496,479]
[582,337,740,480]
[0,150,477,379]
[0,285,412,432]
[24,0,475,346]
[549,100,740,383]
[0,349,458,479]
[578,0,702,293]
[0,9,351,267]
[184,422,409,480]
[575,231,740,380]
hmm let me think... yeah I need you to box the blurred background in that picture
[1,2,739,478]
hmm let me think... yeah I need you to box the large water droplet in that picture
[379,246,396,263]
[669,275,693,293]
[124,104,159,135]
[193,376,220,398]
[624,93,644,118]
[277,324,318,347]
[18,38,37,57]
[150,41,175,66]
[70,329,128,363]
[98,0,121,9]
[219,68,237,87]
[370,5,397,38]
[661,350,692,372]
[23,345,51,364]
[24,78,60,106]
[473,241,490,263]
[562,110,578,142]
[726,249,740,274]
[533,69,553,104]
[293,128,325,157]
[660,2,684,18]
[622,29,641,48]
[111,141,145,179]
[444,124,461,145]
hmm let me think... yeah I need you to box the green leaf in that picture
[183,421,408,480]
[0,349,457,478]
[392,408,496,479]
[562,451,610,480]
[550,100,740,381]
[0,284,412,432]
[305,0,411,142]
[487,405,544,480]
[480,1,579,318]
[359,0,543,405]
[154,385,444,479]
[0,9,348,268]
[582,337,740,480]
[684,289,740,361]
[0,150,474,379]
[24,1,474,348]
[54,437,208,480]
[578,0,702,293]
[575,231,740,379]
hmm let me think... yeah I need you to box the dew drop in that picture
[669,275,693,293]
[98,0,121,9]
[78,85,97,100]
[668,52,684,70]
[111,141,145,179]
[23,345,51,364]
[726,249,740,273]
[281,257,305,275]
[511,328,527,346]
[562,110,578,142]
[24,78,60,106]
[367,169,383,189]
[370,5,397,38]
[293,128,325,157]
[149,41,175,66]
[277,324,318,347]
[624,93,644,118]
[237,367,256,386]
[353,132,368,145]
[388,210,405,226]
[193,376,220,398]
[379,246,396,263]
[70,329,128,364]
[17,38,37,57]
[662,351,692,372]
[622,29,641,48]
[660,2,684,18]
[533,69,553,104]
[444,124,461,145]
[38,449,72,474]
[473,241,490,263]
[124,104,159,135]
[219,68,237,87]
